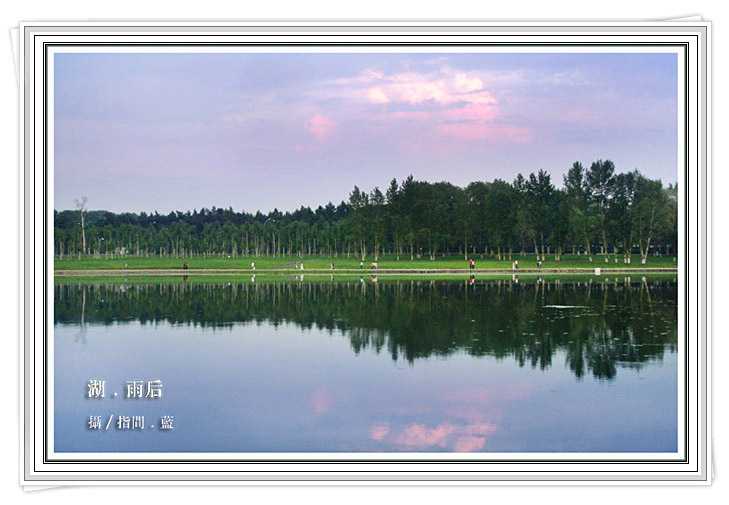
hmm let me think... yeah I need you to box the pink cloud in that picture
[443,102,498,123]
[386,421,497,451]
[362,71,495,107]
[462,422,499,437]
[397,423,456,448]
[362,68,384,80]
[376,102,529,143]
[368,424,390,441]
[435,122,532,143]
[358,70,531,143]
[392,78,448,104]
[453,436,487,453]
[365,387,527,451]
[310,388,334,414]
[453,73,484,93]
[366,87,390,104]
[331,67,532,146]
[305,113,335,141]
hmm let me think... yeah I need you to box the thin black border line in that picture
[17,33,708,36]
[40,42,695,46]
[22,23,710,29]
[28,34,701,475]
[39,38,693,468]
[36,39,695,473]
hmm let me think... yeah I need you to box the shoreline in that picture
[54,267,679,277]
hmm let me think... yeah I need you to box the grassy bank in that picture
[55,253,677,271]
[54,271,679,286]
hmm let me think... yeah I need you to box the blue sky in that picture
[54,52,678,214]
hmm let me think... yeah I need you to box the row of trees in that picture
[54,160,677,263]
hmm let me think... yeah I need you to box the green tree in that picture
[585,159,616,262]
[346,186,369,261]
[524,170,556,261]
[633,175,671,264]
[483,179,517,260]
[564,161,594,260]
[607,170,638,263]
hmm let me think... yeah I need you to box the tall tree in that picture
[633,175,670,264]
[465,181,490,256]
[347,186,369,260]
[608,170,638,263]
[564,161,593,260]
[585,159,616,262]
[513,173,534,256]
[399,175,417,260]
[483,179,517,260]
[550,189,570,260]
[74,196,88,257]
[369,187,386,261]
[524,170,556,261]
[385,178,405,260]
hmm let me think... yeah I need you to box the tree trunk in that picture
[540,232,546,261]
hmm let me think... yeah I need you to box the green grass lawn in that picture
[54,253,678,270]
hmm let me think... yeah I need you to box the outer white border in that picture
[21,21,711,485]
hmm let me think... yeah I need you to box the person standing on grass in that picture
[360,261,364,269]
[251,262,255,270]
[469,259,474,270]
[330,262,334,270]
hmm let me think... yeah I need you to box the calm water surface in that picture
[54,276,678,453]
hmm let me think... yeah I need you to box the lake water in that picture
[53,276,678,453]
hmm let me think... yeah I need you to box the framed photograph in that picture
[20,20,711,485]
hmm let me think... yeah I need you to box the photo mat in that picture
[21,21,710,485]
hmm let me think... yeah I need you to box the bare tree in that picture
[75,197,88,256]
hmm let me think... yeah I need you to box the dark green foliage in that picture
[54,161,678,262]
[56,277,678,380]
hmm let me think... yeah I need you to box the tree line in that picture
[54,159,678,263]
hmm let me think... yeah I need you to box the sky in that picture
[53,52,678,214]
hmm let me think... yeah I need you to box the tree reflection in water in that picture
[55,277,677,381]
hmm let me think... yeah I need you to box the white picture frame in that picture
[20,20,711,485]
